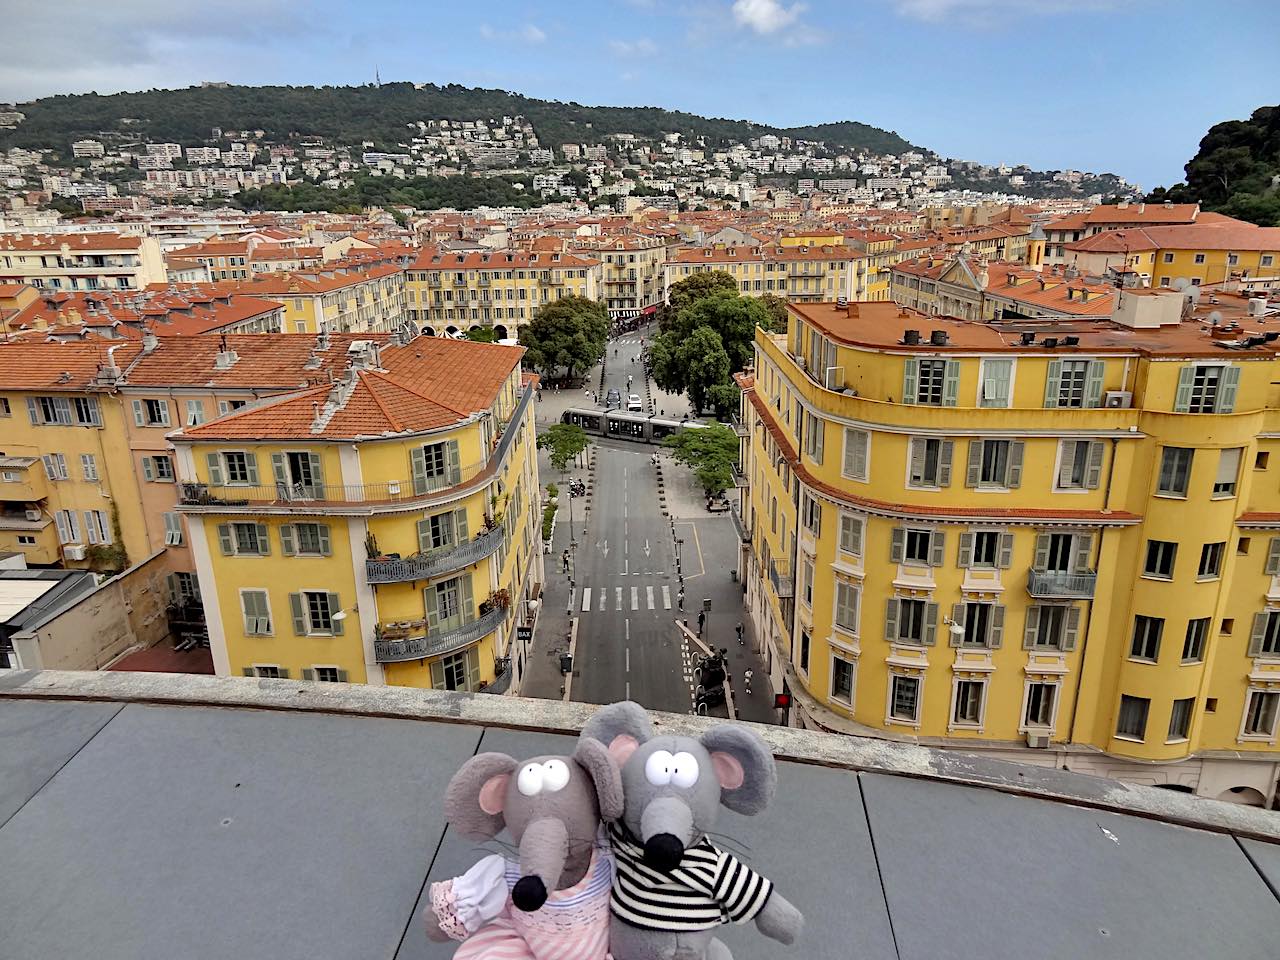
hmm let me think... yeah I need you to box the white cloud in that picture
[478,22,547,44]
[890,0,1117,22]
[521,24,548,43]
[609,38,659,56]
[731,0,806,34]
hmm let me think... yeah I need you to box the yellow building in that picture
[739,292,1280,805]
[666,242,896,305]
[171,333,543,694]
[0,232,168,291]
[569,236,664,320]
[1062,223,1280,291]
[230,264,407,334]
[404,249,601,338]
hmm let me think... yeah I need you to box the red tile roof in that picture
[0,232,143,252]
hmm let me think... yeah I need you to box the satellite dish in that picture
[1186,286,1202,305]
[331,610,348,621]
[1172,277,1189,291]
[1207,310,1224,326]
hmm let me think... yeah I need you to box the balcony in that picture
[1026,569,1097,600]
[0,457,47,502]
[373,605,505,662]
[769,558,795,598]
[366,526,506,583]
[730,501,750,543]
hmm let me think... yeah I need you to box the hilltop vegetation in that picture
[0,82,915,156]
[1146,105,1280,226]
[235,175,541,214]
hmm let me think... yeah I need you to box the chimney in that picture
[847,302,859,318]
[215,348,239,369]
[142,329,158,353]
[930,329,948,346]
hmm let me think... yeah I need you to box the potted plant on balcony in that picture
[490,588,511,610]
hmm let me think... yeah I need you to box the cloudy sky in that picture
[2,0,1276,188]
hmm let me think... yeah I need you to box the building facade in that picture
[0,233,167,291]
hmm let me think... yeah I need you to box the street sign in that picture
[516,626,532,647]
[702,598,712,612]
[774,693,792,709]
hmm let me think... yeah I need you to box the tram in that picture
[559,408,713,444]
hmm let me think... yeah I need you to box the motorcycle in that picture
[694,684,726,716]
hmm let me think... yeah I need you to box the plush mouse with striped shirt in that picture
[581,701,804,960]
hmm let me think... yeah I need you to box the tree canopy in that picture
[235,174,540,213]
[537,423,590,473]
[663,423,740,497]
[664,271,739,319]
[517,295,609,381]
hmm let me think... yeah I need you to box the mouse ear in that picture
[581,701,652,766]
[574,737,625,820]
[445,753,517,840]
[700,725,776,816]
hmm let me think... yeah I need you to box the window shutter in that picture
[957,532,974,568]
[132,399,145,425]
[998,533,1014,569]
[844,515,863,556]
[290,593,306,635]
[1217,365,1241,413]
[1085,441,1105,489]
[884,598,899,642]
[417,517,432,553]
[459,575,475,623]
[454,507,469,541]
[279,524,296,556]
[243,667,256,677]
[1173,366,1195,412]
[26,397,40,424]
[41,454,55,479]
[849,429,868,479]
[890,527,905,563]
[277,668,290,679]
[950,603,966,647]
[217,523,233,555]
[990,606,1005,648]
[810,415,823,464]
[206,453,224,486]
[157,401,171,427]
[1084,361,1105,408]
[1033,533,1050,570]
[85,511,99,544]
[1266,537,1280,576]
[929,530,945,567]
[302,668,316,681]
[908,439,925,484]
[1023,606,1040,649]
[942,361,960,407]
[424,585,439,632]
[411,446,428,495]
[271,453,287,486]
[1058,441,1078,488]
[1249,613,1268,657]
[255,522,270,555]
[244,453,259,486]
[1043,360,1063,407]
[307,453,324,498]
[965,440,982,487]
[337,670,348,682]
[937,440,954,487]
[1062,606,1081,651]
[328,593,344,634]
[923,602,938,645]
[430,658,445,688]
[142,457,155,481]
[901,358,918,404]
[54,510,70,544]
[445,440,461,485]
[1072,533,1093,573]
[316,524,331,556]
[241,592,255,634]
[1007,441,1024,488]
[465,648,481,691]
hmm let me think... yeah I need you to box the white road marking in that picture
[631,586,639,610]
[615,586,623,610]
[646,585,655,609]
[581,588,591,612]
[662,585,671,609]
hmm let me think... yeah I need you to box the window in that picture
[834,581,859,634]
[1130,616,1164,661]
[411,439,461,494]
[0,397,8,416]
[798,630,811,674]
[1249,611,1280,657]
[241,590,272,635]
[163,512,184,546]
[1050,360,1089,407]
[837,514,863,556]
[889,675,920,722]
[1143,540,1177,579]
[132,398,171,427]
[17,535,35,545]
[1243,691,1280,738]
[907,437,953,487]
[967,438,1023,489]
[281,522,331,557]
[80,453,97,481]
[979,358,1012,408]
[217,522,269,556]
[303,591,335,634]
[803,411,824,464]
[1182,618,1209,662]
[419,508,468,552]
[1193,253,1206,264]
[1163,252,1175,264]
[842,427,869,480]
[251,666,283,679]
[185,399,206,426]
[886,597,937,645]
[218,399,248,415]
[1263,255,1275,268]
[1175,364,1238,414]
[1195,541,1224,580]
[41,453,68,480]
[953,601,1003,648]
[84,510,111,545]
[1023,604,1080,651]
[1168,698,1194,741]
[892,527,941,566]
[54,509,81,544]
[1157,447,1194,496]
[169,571,199,604]
[965,530,1009,570]
[802,494,822,536]
[1256,451,1270,471]
[28,395,100,426]
[143,455,174,482]
[1116,694,1150,740]
[222,451,254,485]
[1057,440,1104,490]
[1024,683,1057,728]
[905,358,957,406]
[953,680,984,725]
[1267,538,1280,576]
[427,575,474,632]
[831,657,854,705]
[1213,448,1241,496]
[1239,537,1252,556]
[310,666,345,683]
[431,648,480,692]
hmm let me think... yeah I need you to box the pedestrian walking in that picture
[561,550,570,575]
[736,622,744,645]
[677,588,685,611]
[744,669,753,694]
[697,610,706,635]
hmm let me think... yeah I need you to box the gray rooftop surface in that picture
[0,669,1277,960]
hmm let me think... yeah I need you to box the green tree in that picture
[663,423,739,498]
[668,291,770,373]
[518,295,609,381]
[665,270,739,318]
[465,327,498,342]
[537,423,590,472]
[758,293,789,333]
[678,327,731,415]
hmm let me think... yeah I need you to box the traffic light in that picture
[773,693,792,709]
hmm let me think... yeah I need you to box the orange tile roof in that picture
[408,249,598,270]
[0,232,143,252]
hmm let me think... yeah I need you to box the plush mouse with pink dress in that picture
[424,738,623,960]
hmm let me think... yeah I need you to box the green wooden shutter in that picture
[465,648,481,690]
[1084,361,1105,408]
[990,606,1005,648]
[942,361,960,407]
[929,530,945,567]
[923,602,938,645]
[454,507,469,542]
[1058,441,1078,488]
[1062,606,1081,651]
[26,397,40,424]
[316,524,331,556]
[937,440,954,487]
[849,429,868,479]
[271,453,287,485]
[1173,366,1195,412]
[950,603,966,647]
[1266,538,1280,575]
[445,440,461,485]
[908,439,925,484]
[1043,360,1063,408]
[328,593,344,634]
[217,523,234,555]
[277,668,290,679]
[1248,613,1268,657]
[411,446,428,495]
[279,524,296,556]
[244,453,259,485]
[1072,533,1093,573]
[290,593,306,635]
[336,670,348,682]
[884,598,899,641]
[308,453,325,498]
[890,527,905,563]
[157,401,171,427]
[1217,365,1241,413]
[255,522,270,555]
[1033,533,1050,570]
[460,575,475,624]
[243,667,256,677]
[998,533,1014,569]
[1085,441,1105,489]
[142,457,155,481]
[1007,441,1024,488]
[901,359,918,404]
[302,668,316,681]
[206,453,224,486]
[132,399,145,425]
[417,517,432,553]
[965,440,983,487]
[957,532,974,568]
[424,585,439,632]
[1023,606,1040,649]
[430,658,445,688]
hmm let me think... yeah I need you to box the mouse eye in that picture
[644,750,675,786]
[541,759,571,793]
[517,763,544,797]
[670,752,699,788]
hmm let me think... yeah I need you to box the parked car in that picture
[627,394,643,411]
[605,388,622,409]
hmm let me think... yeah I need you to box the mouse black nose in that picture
[643,833,685,872]
[511,876,547,912]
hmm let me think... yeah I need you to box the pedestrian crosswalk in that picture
[578,583,671,613]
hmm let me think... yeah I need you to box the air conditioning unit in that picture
[1025,732,1050,749]
[1103,390,1133,409]
[64,544,88,561]
[25,509,41,522]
